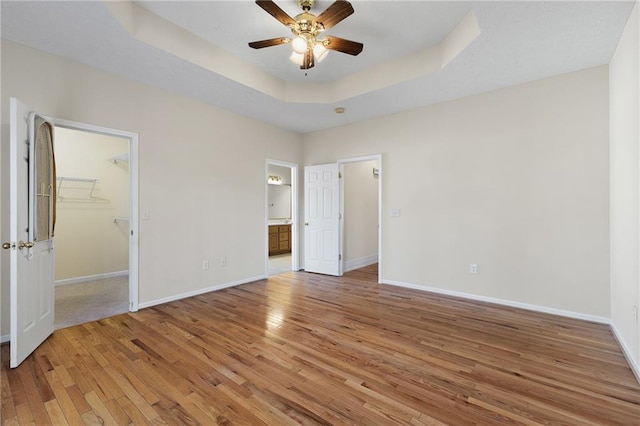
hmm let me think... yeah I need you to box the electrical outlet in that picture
[469,264,478,274]
[202,260,209,270]
[220,257,227,267]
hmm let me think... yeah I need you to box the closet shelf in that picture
[113,217,129,224]
[108,153,129,171]
[56,176,109,203]
[57,176,97,183]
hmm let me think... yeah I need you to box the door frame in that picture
[338,154,383,284]
[48,117,139,311]
[265,159,299,276]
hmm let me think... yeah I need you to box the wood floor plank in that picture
[0,361,16,421]
[103,398,132,425]
[2,264,640,425]
[43,399,69,425]
[101,364,159,422]
[64,385,92,416]
[45,370,85,425]
[14,403,34,425]
[116,396,160,425]
[80,410,104,426]
[83,391,118,425]
[16,359,52,425]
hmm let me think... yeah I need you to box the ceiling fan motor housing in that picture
[298,0,314,11]
[292,12,321,37]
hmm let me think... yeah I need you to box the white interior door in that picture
[304,163,341,276]
[6,98,55,368]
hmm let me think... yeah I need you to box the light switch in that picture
[141,210,150,220]
[390,208,401,217]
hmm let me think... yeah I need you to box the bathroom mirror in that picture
[268,184,291,219]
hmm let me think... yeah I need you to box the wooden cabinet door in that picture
[269,224,291,255]
[269,228,279,254]
[279,239,290,251]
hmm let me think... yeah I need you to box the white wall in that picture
[343,160,378,270]
[0,41,616,339]
[304,66,610,319]
[54,128,130,281]
[610,0,640,374]
[0,41,303,336]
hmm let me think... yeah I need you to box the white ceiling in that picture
[1,1,634,134]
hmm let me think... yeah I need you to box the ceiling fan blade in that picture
[255,0,296,26]
[301,49,315,69]
[248,37,290,49]
[324,36,363,56]
[314,0,354,30]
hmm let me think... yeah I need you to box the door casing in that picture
[48,117,140,312]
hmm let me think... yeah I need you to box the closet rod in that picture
[57,176,98,183]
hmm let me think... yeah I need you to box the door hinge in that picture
[339,254,342,261]
[339,213,342,220]
[338,172,342,178]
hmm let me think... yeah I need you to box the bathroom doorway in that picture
[266,160,299,276]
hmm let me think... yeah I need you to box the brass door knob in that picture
[2,242,12,250]
[18,241,34,250]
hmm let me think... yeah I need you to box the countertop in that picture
[269,220,292,226]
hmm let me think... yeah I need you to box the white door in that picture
[6,98,55,368]
[304,163,341,276]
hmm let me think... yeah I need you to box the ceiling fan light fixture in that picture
[249,0,362,70]
[292,36,308,54]
[289,51,305,66]
[313,42,328,62]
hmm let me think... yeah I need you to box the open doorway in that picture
[266,160,298,276]
[302,155,382,280]
[340,158,380,273]
[52,126,136,328]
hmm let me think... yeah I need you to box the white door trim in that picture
[265,159,299,275]
[47,117,139,312]
[338,154,383,284]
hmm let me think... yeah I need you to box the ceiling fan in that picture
[249,0,364,70]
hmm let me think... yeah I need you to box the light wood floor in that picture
[2,265,639,425]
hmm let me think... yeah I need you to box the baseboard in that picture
[0,334,9,344]
[610,322,640,383]
[344,254,378,272]
[138,275,266,310]
[381,279,611,324]
[55,270,128,286]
